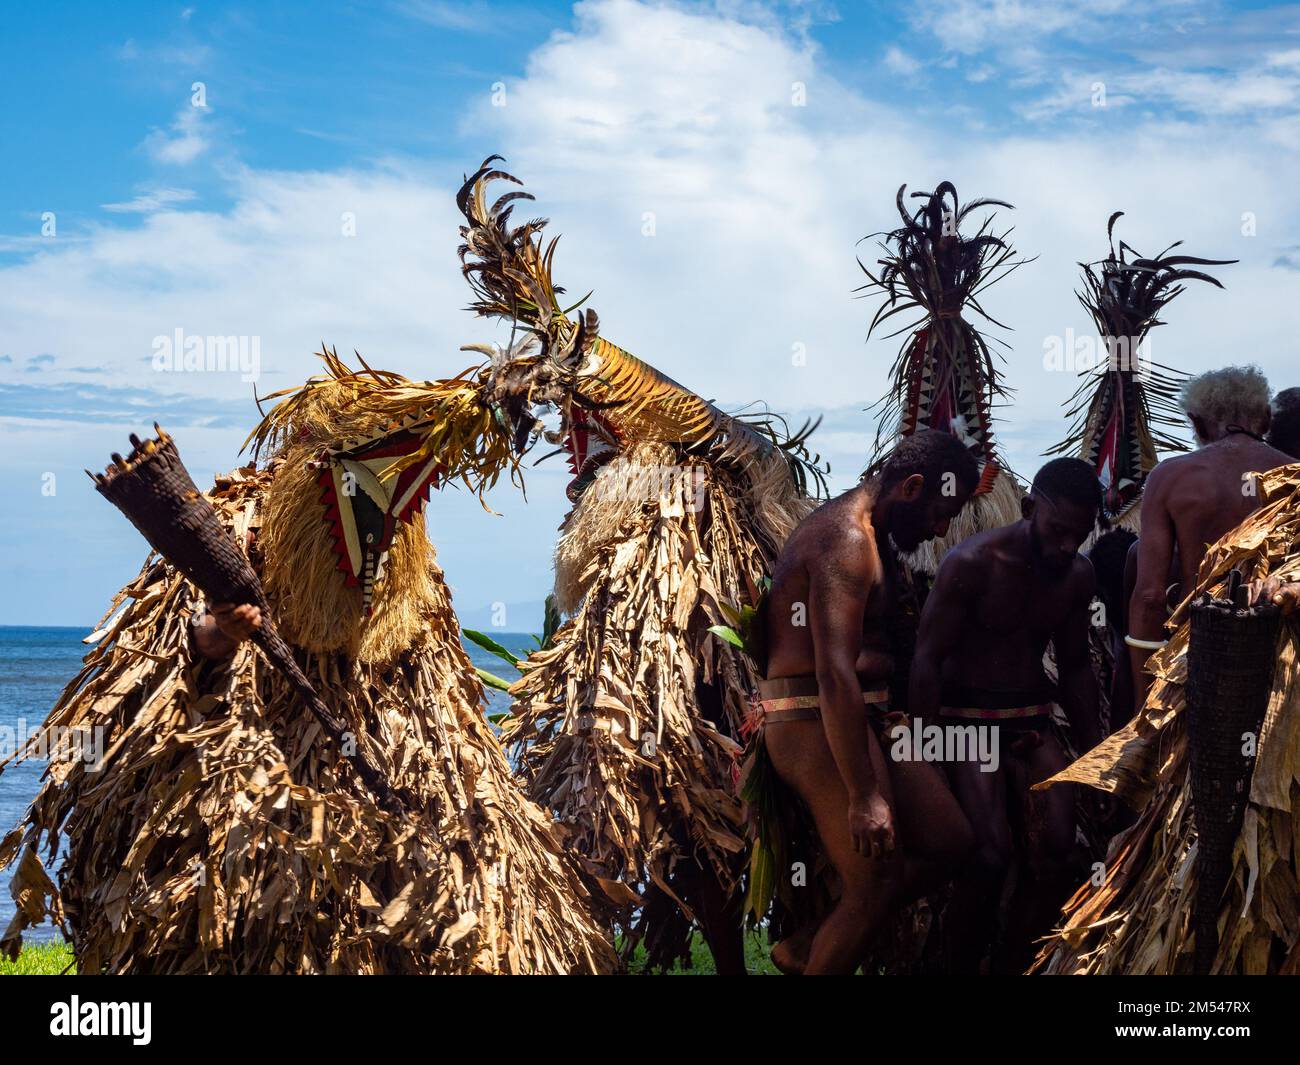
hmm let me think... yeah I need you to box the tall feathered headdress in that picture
[855,182,1029,573]
[1046,212,1236,526]
[858,181,1029,480]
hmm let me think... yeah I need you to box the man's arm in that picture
[1128,464,1176,708]
[192,602,262,660]
[1055,560,1102,752]
[807,535,892,857]
[909,547,978,723]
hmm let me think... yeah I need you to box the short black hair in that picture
[1031,457,1102,514]
[1269,387,1300,457]
[878,429,980,499]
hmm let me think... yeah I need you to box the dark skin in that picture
[909,490,1100,973]
[763,473,976,975]
[192,527,264,660]
[193,602,262,659]
[1129,415,1296,706]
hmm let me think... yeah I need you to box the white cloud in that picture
[1024,65,1300,120]
[908,0,1300,127]
[396,0,496,31]
[908,0,1189,57]
[143,106,210,165]
[884,46,922,77]
[463,0,1299,469]
[1268,48,1300,70]
[101,188,198,214]
[910,0,1122,55]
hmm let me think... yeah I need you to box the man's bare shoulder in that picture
[1151,441,1293,480]
[1144,451,1212,501]
[1255,441,1297,472]
[932,530,994,587]
[1145,451,1200,485]
[787,494,876,579]
[948,523,1011,563]
[1069,552,1097,598]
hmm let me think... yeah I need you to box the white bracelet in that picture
[1124,634,1168,651]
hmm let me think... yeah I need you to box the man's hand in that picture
[1252,577,1300,617]
[211,602,263,641]
[848,790,896,858]
[194,602,262,660]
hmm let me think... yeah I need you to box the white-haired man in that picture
[1128,366,1298,704]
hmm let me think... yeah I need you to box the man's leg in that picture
[768,738,974,974]
[689,859,748,975]
[765,721,904,974]
[770,924,816,976]
[889,755,976,897]
[943,744,1014,973]
[998,729,1078,970]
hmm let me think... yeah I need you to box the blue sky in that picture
[3,0,1299,627]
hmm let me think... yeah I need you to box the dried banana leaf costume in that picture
[1046,212,1234,532]
[1035,466,1300,974]
[455,158,825,966]
[0,351,615,974]
[858,183,1027,575]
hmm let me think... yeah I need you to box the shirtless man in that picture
[761,429,978,975]
[1128,367,1296,704]
[909,457,1103,973]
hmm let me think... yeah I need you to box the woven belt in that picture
[757,675,890,724]
[938,702,1052,721]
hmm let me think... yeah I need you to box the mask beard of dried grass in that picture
[247,350,518,666]
[260,449,436,665]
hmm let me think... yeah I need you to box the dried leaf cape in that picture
[1046,212,1234,531]
[455,157,826,966]
[0,351,616,974]
[857,182,1028,574]
[1035,465,1300,974]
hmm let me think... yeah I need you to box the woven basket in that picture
[1185,586,1280,974]
[91,427,402,811]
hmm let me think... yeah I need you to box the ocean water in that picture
[0,625,536,945]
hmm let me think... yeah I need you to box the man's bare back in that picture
[1128,432,1295,703]
[1144,435,1293,594]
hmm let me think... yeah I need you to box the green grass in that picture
[1,940,73,975]
[624,931,779,975]
[7,932,778,975]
